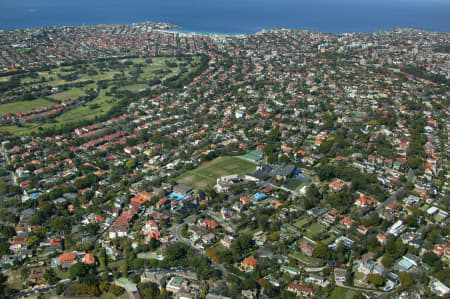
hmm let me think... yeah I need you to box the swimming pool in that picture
[169,192,188,201]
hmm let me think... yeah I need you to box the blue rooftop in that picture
[252,193,267,201]
[30,193,41,200]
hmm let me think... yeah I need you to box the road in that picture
[376,187,404,211]
[13,279,76,298]
[336,282,396,295]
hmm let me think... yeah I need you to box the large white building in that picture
[388,220,404,236]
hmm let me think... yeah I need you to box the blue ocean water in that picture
[0,0,449,34]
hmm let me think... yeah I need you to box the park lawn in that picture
[0,88,116,135]
[294,217,311,229]
[304,222,326,239]
[55,88,115,123]
[137,250,162,260]
[119,84,149,92]
[291,251,317,264]
[176,156,256,190]
[0,56,197,135]
[322,234,337,245]
[30,57,182,86]
[308,222,326,234]
[21,76,43,84]
[0,98,54,114]
[328,287,357,299]
[0,124,38,135]
[49,88,86,101]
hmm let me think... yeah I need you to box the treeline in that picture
[0,76,21,93]
[402,65,449,85]
[432,45,450,54]
[164,54,209,89]
[317,162,378,191]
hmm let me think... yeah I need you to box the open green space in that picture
[321,234,337,245]
[176,156,256,190]
[294,217,311,229]
[285,177,311,191]
[119,84,149,93]
[291,251,317,264]
[434,213,447,222]
[304,222,326,239]
[137,251,162,260]
[328,287,357,299]
[419,204,430,212]
[240,149,263,162]
[0,98,54,114]
[0,56,199,135]
[49,88,86,101]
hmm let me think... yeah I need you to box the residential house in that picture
[287,283,314,297]
[57,252,78,268]
[334,268,347,283]
[298,240,316,257]
[240,257,258,272]
[377,234,388,246]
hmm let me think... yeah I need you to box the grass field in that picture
[137,251,162,260]
[291,251,317,264]
[328,287,357,299]
[294,217,311,229]
[0,98,54,114]
[304,223,326,239]
[49,88,86,101]
[176,156,256,190]
[119,84,149,92]
[0,56,199,135]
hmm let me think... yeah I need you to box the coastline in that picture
[168,28,250,37]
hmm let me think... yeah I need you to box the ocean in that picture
[0,0,449,34]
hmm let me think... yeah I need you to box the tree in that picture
[99,281,110,293]
[232,234,253,253]
[0,242,10,256]
[399,272,413,288]
[69,262,89,279]
[125,159,136,171]
[109,285,125,296]
[423,251,439,266]
[119,264,128,277]
[164,243,187,262]
[27,235,40,248]
[313,244,333,260]
[436,268,450,285]
[367,274,384,287]
[56,283,64,295]
[85,223,99,235]
[0,273,7,297]
[139,282,160,299]
[44,269,59,285]
[381,253,394,268]
[49,216,71,232]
